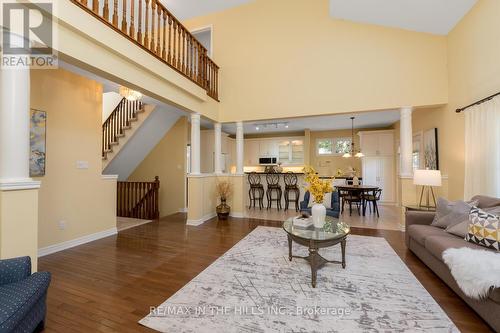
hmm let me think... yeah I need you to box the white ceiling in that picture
[220,110,401,135]
[160,0,253,20]
[329,0,477,35]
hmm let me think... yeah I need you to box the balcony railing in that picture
[71,0,219,100]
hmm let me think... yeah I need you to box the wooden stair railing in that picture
[117,176,160,219]
[71,0,219,100]
[102,97,143,159]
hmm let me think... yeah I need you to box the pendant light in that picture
[343,117,364,158]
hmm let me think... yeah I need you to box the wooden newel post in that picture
[154,176,160,219]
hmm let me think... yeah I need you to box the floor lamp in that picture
[413,169,442,208]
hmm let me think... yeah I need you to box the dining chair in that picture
[363,189,382,217]
[340,188,362,216]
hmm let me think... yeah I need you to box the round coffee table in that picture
[283,216,350,288]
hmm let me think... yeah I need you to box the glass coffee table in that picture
[283,216,350,288]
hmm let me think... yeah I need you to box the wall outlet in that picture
[76,161,89,169]
[58,220,67,230]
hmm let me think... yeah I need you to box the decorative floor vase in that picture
[216,198,230,220]
[311,203,326,228]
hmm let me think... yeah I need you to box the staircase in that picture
[102,98,154,169]
[72,0,219,100]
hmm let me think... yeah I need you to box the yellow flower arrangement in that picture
[303,166,334,204]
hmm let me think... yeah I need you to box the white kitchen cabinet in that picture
[359,130,394,156]
[243,137,305,166]
[259,140,279,157]
[362,156,395,203]
[245,140,260,166]
[277,138,304,165]
[359,130,395,204]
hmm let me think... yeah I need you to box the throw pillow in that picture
[465,207,500,251]
[431,199,476,229]
[446,206,500,238]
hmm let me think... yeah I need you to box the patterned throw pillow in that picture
[465,207,500,251]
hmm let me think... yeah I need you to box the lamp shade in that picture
[413,169,442,186]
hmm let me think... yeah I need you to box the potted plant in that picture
[303,166,334,228]
[216,179,232,220]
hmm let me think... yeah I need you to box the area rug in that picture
[140,227,458,332]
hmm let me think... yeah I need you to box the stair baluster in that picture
[102,98,143,158]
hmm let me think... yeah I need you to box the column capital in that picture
[191,113,201,121]
[400,107,413,116]
[236,121,244,128]
[214,122,222,130]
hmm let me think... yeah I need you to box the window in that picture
[317,138,352,155]
[317,139,333,155]
[334,138,352,155]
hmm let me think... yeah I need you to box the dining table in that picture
[334,184,380,216]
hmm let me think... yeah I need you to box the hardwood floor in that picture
[38,214,493,333]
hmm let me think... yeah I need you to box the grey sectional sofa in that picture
[405,195,500,332]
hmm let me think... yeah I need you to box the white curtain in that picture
[464,95,500,199]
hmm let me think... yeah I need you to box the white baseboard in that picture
[230,212,245,218]
[38,227,118,257]
[178,207,188,213]
[187,213,216,226]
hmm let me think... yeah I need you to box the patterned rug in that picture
[140,227,458,332]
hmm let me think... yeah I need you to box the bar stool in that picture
[266,173,282,210]
[248,172,264,209]
[284,172,300,212]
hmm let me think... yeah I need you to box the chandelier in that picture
[119,86,143,101]
[342,117,364,158]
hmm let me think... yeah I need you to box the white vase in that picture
[311,203,326,228]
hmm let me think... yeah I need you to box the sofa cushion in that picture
[0,272,50,331]
[466,207,500,251]
[431,198,476,229]
[424,235,487,262]
[445,206,500,238]
[407,224,448,246]
[472,195,500,209]
[490,288,500,304]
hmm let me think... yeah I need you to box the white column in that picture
[214,123,222,174]
[400,107,413,177]
[190,113,201,175]
[0,34,32,186]
[236,121,244,175]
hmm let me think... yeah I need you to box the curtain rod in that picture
[456,91,500,113]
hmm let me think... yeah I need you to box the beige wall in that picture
[187,174,244,224]
[31,69,117,249]
[443,0,500,200]
[310,129,362,176]
[393,108,450,205]
[184,0,448,122]
[128,117,188,217]
[309,128,393,177]
[393,0,500,202]
[0,189,39,271]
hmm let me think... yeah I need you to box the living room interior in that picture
[0,0,499,332]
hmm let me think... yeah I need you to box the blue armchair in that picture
[0,257,51,333]
[300,191,340,218]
